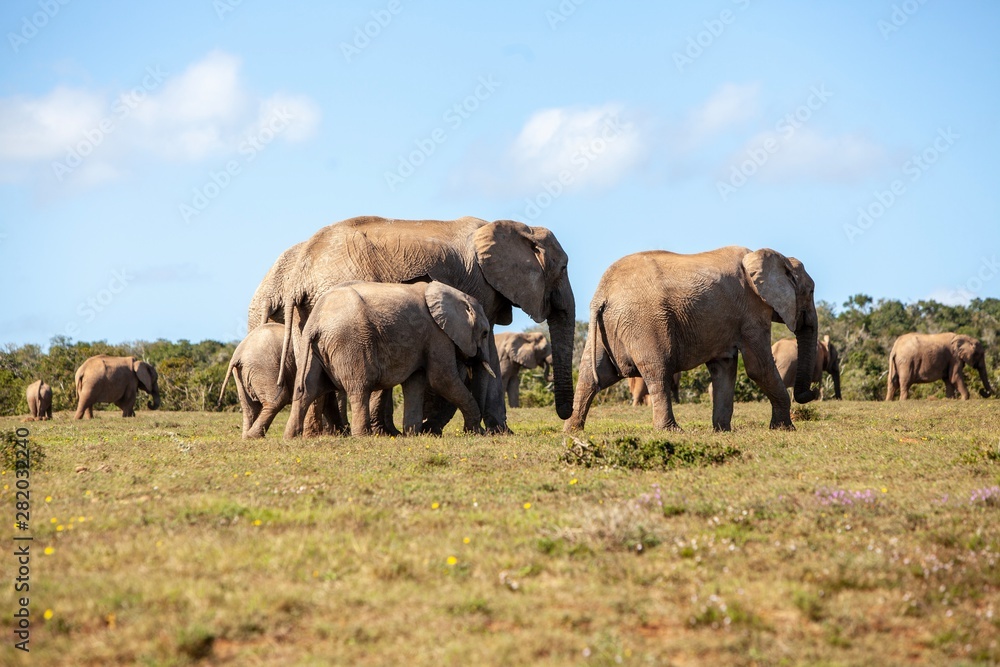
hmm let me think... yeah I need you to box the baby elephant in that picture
[496,331,552,407]
[284,281,494,437]
[26,380,53,420]
[219,323,296,439]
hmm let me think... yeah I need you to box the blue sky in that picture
[2,1,998,347]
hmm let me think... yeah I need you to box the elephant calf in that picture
[219,323,298,438]
[628,374,680,407]
[74,355,160,418]
[284,281,494,437]
[886,332,994,400]
[26,380,52,420]
[772,334,841,400]
[496,331,552,408]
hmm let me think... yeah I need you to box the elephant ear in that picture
[473,220,546,323]
[510,337,538,368]
[426,282,479,358]
[949,336,976,364]
[132,359,155,393]
[742,249,798,330]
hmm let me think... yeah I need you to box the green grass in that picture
[2,399,1000,665]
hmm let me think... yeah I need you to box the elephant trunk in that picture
[148,384,161,410]
[548,310,575,420]
[793,309,818,404]
[977,361,994,398]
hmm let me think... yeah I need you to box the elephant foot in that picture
[769,419,795,431]
[485,423,512,436]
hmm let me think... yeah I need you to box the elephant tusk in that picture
[482,360,497,378]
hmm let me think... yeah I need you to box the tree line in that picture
[1,295,998,416]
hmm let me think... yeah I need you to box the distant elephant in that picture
[886,332,994,400]
[74,356,160,418]
[566,246,817,432]
[627,373,680,406]
[772,334,841,400]
[219,323,301,439]
[26,380,52,420]
[284,281,494,437]
[495,331,552,407]
[253,216,575,435]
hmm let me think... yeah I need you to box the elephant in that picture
[627,373,680,407]
[74,356,160,418]
[565,246,817,432]
[218,323,300,439]
[26,380,52,420]
[495,331,552,408]
[772,334,841,400]
[886,332,994,400]
[255,216,575,435]
[284,281,494,437]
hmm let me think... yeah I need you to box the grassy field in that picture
[2,399,999,666]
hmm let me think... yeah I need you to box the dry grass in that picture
[2,398,999,665]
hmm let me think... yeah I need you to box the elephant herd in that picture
[23,216,995,431]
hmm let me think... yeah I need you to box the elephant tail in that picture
[218,354,238,407]
[276,298,295,389]
[886,348,899,399]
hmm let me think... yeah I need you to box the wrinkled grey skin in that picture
[74,356,160,418]
[495,331,552,408]
[284,281,494,437]
[566,246,817,432]
[628,374,680,406]
[26,380,52,420]
[772,334,842,400]
[886,332,994,400]
[256,216,574,435]
[218,323,309,438]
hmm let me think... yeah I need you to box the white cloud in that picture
[925,288,973,306]
[722,128,888,184]
[0,50,320,189]
[460,104,645,196]
[683,82,759,146]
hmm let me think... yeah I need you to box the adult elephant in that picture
[565,246,817,432]
[772,334,841,400]
[26,380,52,420]
[262,216,575,433]
[886,332,994,400]
[74,356,160,419]
[496,331,552,408]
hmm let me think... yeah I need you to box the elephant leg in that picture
[322,389,348,434]
[509,373,521,408]
[75,398,89,420]
[302,397,326,437]
[283,354,326,439]
[401,373,427,435]
[429,368,484,434]
[898,371,911,400]
[349,389,373,436]
[118,389,137,417]
[233,377,258,437]
[370,390,401,436]
[86,406,94,419]
[952,367,970,400]
[248,395,290,439]
[641,372,680,431]
[564,341,620,432]
[706,354,738,432]
[741,339,793,429]
[943,379,956,399]
[421,390,458,435]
